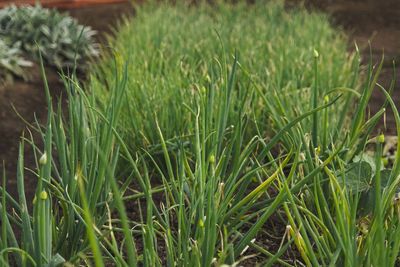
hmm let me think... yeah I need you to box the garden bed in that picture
[0,0,399,265]
[1,0,397,205]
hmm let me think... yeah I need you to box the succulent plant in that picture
[0,4,99,69]
[0,39,32,83]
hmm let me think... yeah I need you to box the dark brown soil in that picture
[333,0,400,135]
[0,0,398,265]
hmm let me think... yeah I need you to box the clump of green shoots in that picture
[93,53,343,266]
[279,52,400,266]
[0,53,129,265]
[91,0,357,156]
[1,0,399,266]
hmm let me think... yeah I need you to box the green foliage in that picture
[91,0,357,155]
[0,39,32,82]
[0,4,98,69]
[278,51,400,266]
[0,53,126,265]
[0,0,399,266]
[88,0,400,265]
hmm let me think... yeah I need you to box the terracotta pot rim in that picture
[0,0,129,9]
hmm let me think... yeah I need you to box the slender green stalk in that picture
[312,49,319,147]
[78,174,104,267]
[1,164,8,266]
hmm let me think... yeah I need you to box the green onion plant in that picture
[0,0,399,266]
[91,0,357,156]
[0,52,130,265]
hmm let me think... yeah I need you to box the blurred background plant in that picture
[0,39,32,83]
[0,3,98,82]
